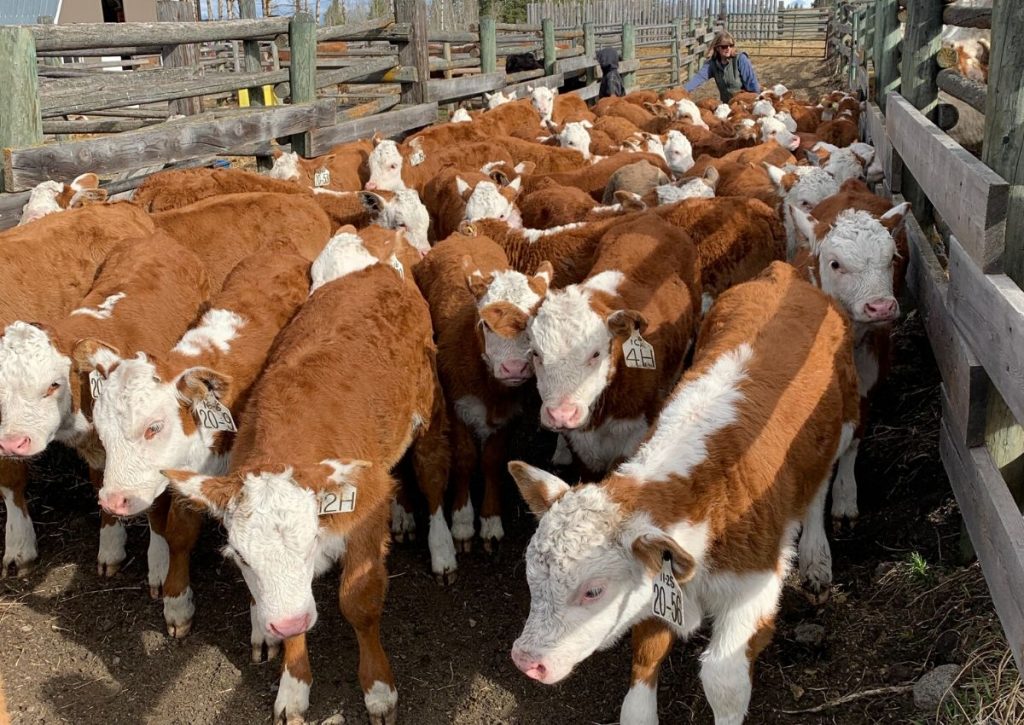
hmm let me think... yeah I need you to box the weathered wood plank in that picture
[2,100,335,192]
[947,236,1024,428]
[426,72,504,103]
[936,68,986,114]
[158,0,202,117]
[43,119,156,134]
[504,72,562,99]
[396,0,429,104]
[864,102,894,189]
[0,27,43,191]
[569,81,601,101]
[0,190,31,230]
[942,4,990,29]
[886,93,1008,272]
[939,410,1024,673]
[902,198,987,446]
[556,54,598,74]
[618,59,641,73]
[28,19,290,52]
[308,102,437,155]
[316,17,399,41]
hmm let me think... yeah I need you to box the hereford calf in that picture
[19,173,107,224]
[90,248,310,641]
[522,152,672,201]
[365,138,514,192]
[0,202,156,575]
[508,262,858,724]
[0,234,208,577]
[164,247,450,724]
[422,168,523,242]
[789,195,910,529]
[415,234,551,550]
[267,140,372,191]
[133,167,306,211]
[528,214,700,475]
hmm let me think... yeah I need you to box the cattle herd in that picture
[0,80,909,725]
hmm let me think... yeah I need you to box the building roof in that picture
[0,0,61,25]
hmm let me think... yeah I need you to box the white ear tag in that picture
[89,370,104,398]
[651,556,684,629]
[318,483,357,515]
[194,395,237,433]
[389,255,405,279]
[409,149,425,167]
[623,329,656,369]
[314,167,331,188]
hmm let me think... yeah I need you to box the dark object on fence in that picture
[597,47,625,98]
[506,52,542,73]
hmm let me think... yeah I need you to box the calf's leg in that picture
[1,460,35,576]
[162,499,202,638]
[620,618,677,725]
[90,467,126,577]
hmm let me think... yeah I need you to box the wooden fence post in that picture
[686,15,696,80]
[584,21,595,85]
[288,12,316,157]
[543,18,556,77]
[0,26,43,193]
[849,7,860,91]
[239,0,264,107]
[978,0,1024,567]
[622,23,635,91]
[158,0,202,116]
[900,0,942,226]
[874,0,899,107]
[36,16,67,142]
[396,0,429,104]
[479,16,496,74]
[672,17,683,88]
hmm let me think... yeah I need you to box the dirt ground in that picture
[0,55,1012,725]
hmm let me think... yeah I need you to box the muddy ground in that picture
[0,56,1004,725]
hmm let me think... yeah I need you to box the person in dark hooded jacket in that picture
[597,47,625,99]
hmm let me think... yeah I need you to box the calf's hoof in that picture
[3,557,34,578]
[97,560,122,578]
[149,583,163,600]
[166,619,193,639]
[800,580,831,606]
[831,515,858,535]
[252,640,281,664]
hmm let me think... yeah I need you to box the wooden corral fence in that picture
[851,0,1024,674]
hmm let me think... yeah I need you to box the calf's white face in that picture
[663,131,694,175]
[365,140,406,191]
[168,462,365,640]
[528,271,636,430]
[370,189,431,254]
[93,354,224,516]
[267,151,301,181]
[0,322,75,458]
[530,86,557,121]
[507,464,692,684]
[468,263,551,385]
[557,122,593,159]
[792,205,908,323]
[461,178,523,228]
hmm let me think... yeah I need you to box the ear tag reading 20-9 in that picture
[314,167,331,188]
[195,395,237,433]
[651,555,684,629]
[623,329,656,369]
[318,483,357,515]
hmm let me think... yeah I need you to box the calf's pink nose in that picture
[0,435,32,456]
[864,297,898,320]
[511,648,548,681]
[499,359,529,378]
[545,404,580,429]
[268,613,310,639]
[100,492,132,516]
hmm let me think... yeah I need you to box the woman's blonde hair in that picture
[706,30,737,60]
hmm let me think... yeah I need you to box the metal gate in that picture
[728,7,830,57]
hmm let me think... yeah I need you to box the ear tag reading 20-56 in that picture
[314,167,331,188]
[623,329,656,369]
[195,395,237,433]
[89,370,104,398]
[651,556,684,629]
[317,483,357,515]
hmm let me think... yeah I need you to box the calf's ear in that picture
[162,470,239,517]
[508,461,570,517]
[607,309,648,337]
[879,201,911,238]
[630,529,697,584]
[72,338,122,373]
[176,366,232,404]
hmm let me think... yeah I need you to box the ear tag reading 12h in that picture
[318,483,357,516]
[195,395,237,433]
[89,370,104,398]
[314,167,331,188]
[623,329,656,369]
[651,555,684,629]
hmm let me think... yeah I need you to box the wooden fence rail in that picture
[855,0,1022,674]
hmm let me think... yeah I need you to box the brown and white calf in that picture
[789,196,910,529]
[19,173,107,225]
[89,248,310,640]
[132,167,307,212]
[528,214,701,476]
[508,261,858,724]
[164,247,451,724]
[414,234,552,550]
[365,138,515,193]
[0,233,209,578]
[267,140,373,191]
[422,167,523,242]
[0,202,156,575]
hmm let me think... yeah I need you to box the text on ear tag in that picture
[390,255,405,279]
[314,167,331,188]
[623,329,656,369]
[195,396,237,433]
[409,149,425,167]
[651,556,684,628]
[89,370,104,398]
[318,483,357,515]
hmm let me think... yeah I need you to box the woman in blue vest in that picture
[683,31,761,102]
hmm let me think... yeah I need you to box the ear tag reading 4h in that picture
[195,395,237,433]
[88,370,104,399]
[317,483,357,516]
[651,555,684,629]
[623,329,656,369]
[314,167,331,188]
